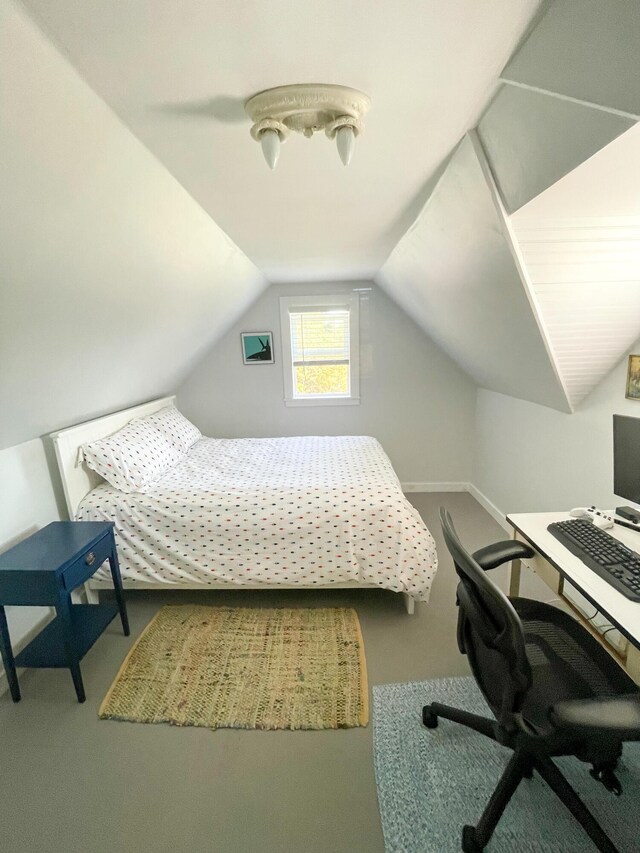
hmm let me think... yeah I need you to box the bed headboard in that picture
[49,396,176,519]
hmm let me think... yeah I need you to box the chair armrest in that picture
[549,694,640,738]
[471,540,534,572]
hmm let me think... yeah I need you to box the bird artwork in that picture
[242,333,274,364]
[247,336,271,361]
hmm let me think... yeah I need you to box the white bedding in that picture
[76,435,438,600]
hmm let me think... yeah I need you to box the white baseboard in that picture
[401,481,470,493]
[466,483,510,532]
[400,480,510,533]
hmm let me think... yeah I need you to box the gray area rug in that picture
[373,676,640,852]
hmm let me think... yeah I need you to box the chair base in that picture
[422,705,438,728]
[462,825,482,853]
[422,702,620,853]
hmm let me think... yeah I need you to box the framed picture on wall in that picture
[241,332,274,364]
[626,354,640,400]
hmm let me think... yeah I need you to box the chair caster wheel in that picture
[462,825,483,852]
[422,705,438,728]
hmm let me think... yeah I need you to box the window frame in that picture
[279,293,360,407]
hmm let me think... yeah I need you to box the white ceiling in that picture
[513,123,640,408]
[19,0,540,282]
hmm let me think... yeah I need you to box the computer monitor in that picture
[613,414,640,522]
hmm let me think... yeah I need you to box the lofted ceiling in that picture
[18,0,541,282]
[377,1,640,414]
[5,0,640,450]
[513,122,640,409]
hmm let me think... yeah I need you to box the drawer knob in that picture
[85,552,96,566]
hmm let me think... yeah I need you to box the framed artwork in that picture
[241,332,274,364]
[626,354,640,400]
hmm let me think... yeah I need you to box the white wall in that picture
[0,439,62,690]
[177,282,477,485]
[376,134,569,412]
[474,339,640,516]
[0,0,266,450]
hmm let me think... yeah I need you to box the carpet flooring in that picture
[374,676,640,853]
[0,493,560,853]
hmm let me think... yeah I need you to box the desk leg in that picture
[108,548,129,637]
[626,645,640,686]
[508,558,522,598]
[0,606,20,702]
[55,591,85,703]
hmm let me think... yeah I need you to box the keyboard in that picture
[547,519,640,601]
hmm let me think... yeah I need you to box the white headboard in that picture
[49,396,176,519]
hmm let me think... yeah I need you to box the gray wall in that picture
[474,339,640,515]
[0,0,266,449]
[177,281,477,485]
[502,0,640,116]
[478,84,632,214]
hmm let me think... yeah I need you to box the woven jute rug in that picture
[99,605,368,730]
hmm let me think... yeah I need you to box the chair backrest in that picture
[440,508,532,731]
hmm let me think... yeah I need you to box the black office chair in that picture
[423,509,640,853]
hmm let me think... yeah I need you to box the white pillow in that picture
[82,419,185,493]
[144,405,202,453]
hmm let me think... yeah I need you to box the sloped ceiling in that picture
[4,0,640,447]
[501,0,640,117]
[376,0,640,414]
[0,0,267,449]
[478,0,640,216]
[512,123,640,409]
[17,0,541,282]
[477,85,634,214]
[376,134,569,412]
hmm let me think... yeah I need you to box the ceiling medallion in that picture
[245,84,371,170]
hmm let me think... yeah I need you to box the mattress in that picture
[76,435,438,600]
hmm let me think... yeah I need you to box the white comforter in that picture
[76,435,438,600]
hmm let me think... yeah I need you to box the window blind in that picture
[289,309,350,367]
[289,308,351,397]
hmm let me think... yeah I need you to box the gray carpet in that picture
[0,493,560,853]
[373,676,640,852]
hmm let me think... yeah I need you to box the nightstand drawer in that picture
[62,533,113,591]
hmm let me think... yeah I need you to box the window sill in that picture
[284,396,360,408]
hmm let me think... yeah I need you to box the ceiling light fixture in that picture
[245,84,371,170]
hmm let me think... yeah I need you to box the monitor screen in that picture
[613,414,640,504]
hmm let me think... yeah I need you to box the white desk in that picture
[507,512,640,684]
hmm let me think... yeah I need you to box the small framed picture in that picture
[241,332,274,364]
[626,354,640,400]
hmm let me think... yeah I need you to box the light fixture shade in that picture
[336,125,355,166]
[260,129,280,170]
[246,86,370,168]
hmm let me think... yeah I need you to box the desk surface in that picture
[507,512,640,648]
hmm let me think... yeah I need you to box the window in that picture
[279,294,360,406]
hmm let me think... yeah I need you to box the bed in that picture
[50,397,438,614]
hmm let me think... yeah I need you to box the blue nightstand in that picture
[0,521,129,703]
